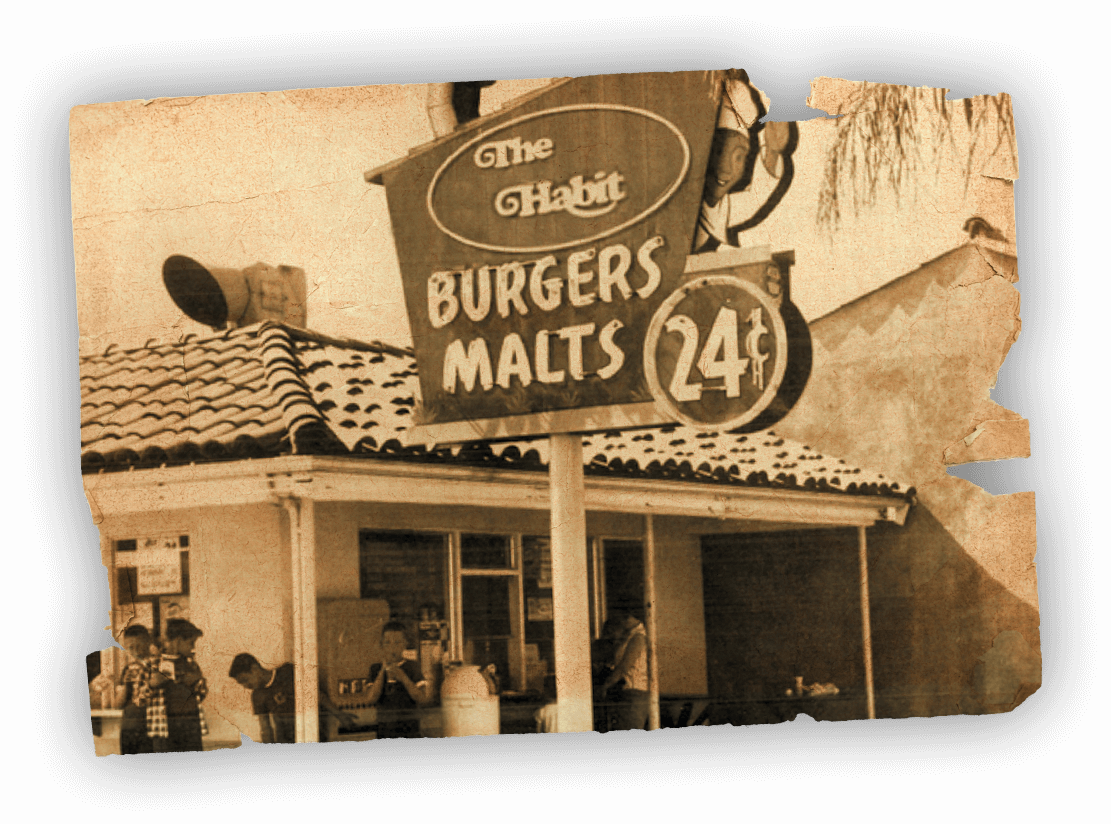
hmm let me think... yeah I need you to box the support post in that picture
[284,498,305,742]
[101,532,124,708]
[102,534,122,683]
[858,525,876,720]
[299,498,320,742]
[549,433,593,732]
[644,514,661,731]
[285,497,321,742]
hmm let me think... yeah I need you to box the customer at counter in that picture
[229,654,296,743]
[601,612,649,732]
[229,653,358,743]
[592,616,624,733]
[365,621,431,739]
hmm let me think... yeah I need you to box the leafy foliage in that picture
[704,74,1016,229]
[816,83,1016,229]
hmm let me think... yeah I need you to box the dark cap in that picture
[165,618,203,640]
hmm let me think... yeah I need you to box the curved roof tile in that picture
[77,322,911,499]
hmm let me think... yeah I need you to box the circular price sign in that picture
[644,275,789,429]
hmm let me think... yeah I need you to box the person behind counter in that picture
[229,653,357,743]
[365,621,431,739]
[601,611,649,732]
[592,616,626,733]
[146,619,208,752]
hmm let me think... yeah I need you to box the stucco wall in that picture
[777,243,1039,717]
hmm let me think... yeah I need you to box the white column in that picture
[549,433,593,733]
[102,534,123,684]
[283,499,305,742]
[858,525,876,720]
[645,514,661,731]
[299,498,320,742]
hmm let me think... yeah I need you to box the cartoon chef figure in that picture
[693,74,798,253]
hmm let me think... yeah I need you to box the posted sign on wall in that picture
[371,72,726,441]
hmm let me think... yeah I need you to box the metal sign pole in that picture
[645,513,661,731]
[549,433,594,733]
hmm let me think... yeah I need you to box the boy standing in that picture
[365,621,430,739]
[117,624,155,754]
[146,619,208,752]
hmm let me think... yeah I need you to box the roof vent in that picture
[163,255,307,330]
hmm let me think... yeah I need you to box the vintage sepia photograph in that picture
[71,69,1035,755]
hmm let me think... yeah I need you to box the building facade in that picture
[82,321,912,748]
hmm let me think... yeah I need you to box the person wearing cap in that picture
[693,73,797,253]
[145,618,208,752]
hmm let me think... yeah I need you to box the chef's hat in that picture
[718,78,769,132]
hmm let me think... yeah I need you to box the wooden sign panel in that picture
[375,72,722,441]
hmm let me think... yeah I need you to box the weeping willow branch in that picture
[816,83,1016,230]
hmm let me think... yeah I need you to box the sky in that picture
[70,74,1014,355]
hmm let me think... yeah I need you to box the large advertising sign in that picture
[371,71,801,441]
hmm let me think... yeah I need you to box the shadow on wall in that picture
[700,504,1040,728]
[751,240,1038,722]
[867,504,1040,719]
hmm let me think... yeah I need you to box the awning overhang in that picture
[83,455,910,528]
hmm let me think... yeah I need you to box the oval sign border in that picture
[427,104,692,255]
[643,275,789,431]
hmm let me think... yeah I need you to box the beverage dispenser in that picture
[316,598,391,741]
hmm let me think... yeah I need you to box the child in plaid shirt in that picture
[117,624,156,755]
[143,619,208,752]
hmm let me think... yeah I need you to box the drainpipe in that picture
[281,498,305,742]
[104,534,123,685]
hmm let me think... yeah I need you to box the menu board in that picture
[522,535,556,687]
[137,562,182,595]
[527,597,554,622]
[523,536,552,589]
[358,531,446,623]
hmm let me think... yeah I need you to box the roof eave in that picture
[82,454,910,528]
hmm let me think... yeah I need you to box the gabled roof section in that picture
[80,323,911,499]
[809,240,1017,352]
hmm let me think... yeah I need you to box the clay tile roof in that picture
[79,322,910,499]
